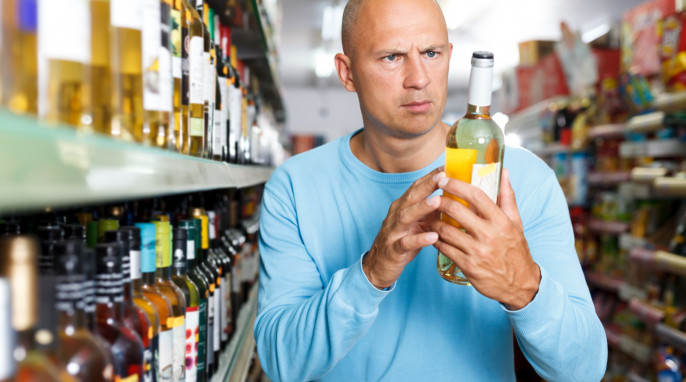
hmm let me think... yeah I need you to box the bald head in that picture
[341,0,444,57]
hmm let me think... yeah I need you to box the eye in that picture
[384,54,397,61]
[426,51,437,58]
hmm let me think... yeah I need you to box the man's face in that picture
[346,0,452,138]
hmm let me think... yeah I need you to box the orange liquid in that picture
[441,147,477,228]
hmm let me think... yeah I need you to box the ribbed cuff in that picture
[333,252,394,315]
[502,267,565,336]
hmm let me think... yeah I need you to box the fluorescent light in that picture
[505,133,522,147]
[492,112,509,131]
[582,23,610,43]
[314,48,334,78]
[321,4,344,41]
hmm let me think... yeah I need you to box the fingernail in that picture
[427,195,440,206]
[426,232,438,242]
[433,172,446,182]
[437,176,449,188]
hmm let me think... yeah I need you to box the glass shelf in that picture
[588,219,631,235]
[626,111,664,134]
[0,111,273,214]
[587,123,627,139]
[655,323,686,354]
[619,139,686,159]
[629,248,686,277]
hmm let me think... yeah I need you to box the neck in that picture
[123,281,133,302]
[157,266,172,281]
[58,308,86,332]
[142,271,157,286]
[350,121,449,173]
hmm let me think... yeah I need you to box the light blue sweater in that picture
[255,130,607,381]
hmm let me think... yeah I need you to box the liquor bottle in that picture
[82,246,98,332]
[213,53,226,162]
[171,0,186,153]
[0,236,61,381]
[206,211,223,366]
[36,223,63,274]
[89,0,111,134]
[439,51,504,285]
[110,0,143,141]
[93,243,145,380]
[197,212,220,374]
[3,0,37,114]
[122,226,161,382]
[218,233,234,345]
[171,227,201,382]
[195,0,209,158]
[53,240,114,382]
[180,219,208,382]
[228,49,241,164]
[37,0,91,128]
[153,220,187,382]
[189,213,215,376]
[187,1,205,157]
[98,218,120,243]
[0,277,16,381]
[105,229,156,382]
[135,222,174,381]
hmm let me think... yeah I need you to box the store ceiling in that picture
[276,0,646,91]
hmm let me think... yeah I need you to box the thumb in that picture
[498,168,523,228]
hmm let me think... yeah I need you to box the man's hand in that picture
[363,167,444,289]
[431,168,541,310]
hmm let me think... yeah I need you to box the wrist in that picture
[504,263,541,310]
[362,250,393,290]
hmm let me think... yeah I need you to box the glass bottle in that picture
[180,219,208,382]
[153,220,187,382]
[4,0,37,114]
[122,226,161,382]
[82,246,98,332]
[0,236,61,381]
[105,229,155,382]
[36,223,63,274]
[0,277,16,381]
[136,222,175,381]
[53,240,114,382]
[171,0,186,153]
[194,0,209,158]
[89,0,111,134]
[93,243,145,380]
[439,51,504,285]
[186,1,205,157]
[206,210,223,366]
[37,0,91,128]
[213,51,226,162]
[171,227,200,382]
[110,0,143,141]
[189,213,215,377]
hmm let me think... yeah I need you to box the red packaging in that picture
[659,12,686,90]
[622,0,677,75]
[514,52,570,112]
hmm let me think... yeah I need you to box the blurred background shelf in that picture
[588,219,631,235]
[626,112,664,134]
[629,248,686,278]
[588,123,627,140]
[655,324,686,354]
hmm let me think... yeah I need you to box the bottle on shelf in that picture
[3,0,38,115]
[438,51,504,285]
[213,51,227,162]
[89,0,111,135]
[190,212,216,377]
[135,222,174,380]
[207,210,225,364]
[0,276,15,381]
[93,242,145,380]
[0,235,61,381]
[171,227,201,382]
[175,0,192,154]
[195,0,210,159]
[37,0,91,128]
[152,219,187,382]
[53,240,114,382]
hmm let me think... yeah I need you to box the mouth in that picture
[402,100,432,114]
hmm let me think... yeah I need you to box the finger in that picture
[394,231,439,253]
[438,176,501,220]
[400,167,445,206]
[433,238,470,270]
[498,168,523,229]
[430,219,475,255]
[396,194,441,227]
[436,192,485,236]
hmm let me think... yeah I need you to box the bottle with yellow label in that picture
[439,51,504,285]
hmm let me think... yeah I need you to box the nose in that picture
[403,54,431,90]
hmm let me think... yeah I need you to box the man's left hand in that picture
[430,168,541,310]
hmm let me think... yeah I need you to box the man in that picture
[254,0,607,380]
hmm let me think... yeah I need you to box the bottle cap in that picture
[120,226,142,251]
[0,221,21,236]
[104,230,131,280]
[97,219,119,243]
[153,221,172,268]
[172,228,187,269]
[86,221,99,248]
[471,51,494,67]
[135,223,157,273]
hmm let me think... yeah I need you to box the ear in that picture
[448,43,453,60]
[335,53,356,92]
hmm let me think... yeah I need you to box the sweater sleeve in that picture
[503,172,607,382]
[253,170,391,381]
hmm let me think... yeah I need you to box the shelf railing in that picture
[629,248,686,278]
[655,323,686,354]
[588,219,631,235]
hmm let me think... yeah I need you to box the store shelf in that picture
[587,123,627,140]
[586,271,625,293]
[629,248,686,277]
[628,298,665,325]
[619,234,649,251]
[588,171,631,186]
[630,167,668,183]
[627,372,651,382]
[654,91,686,113]
[653,176,686,197]
[626,111,665,134]
[655,323,686,354]
[588,219,631,235]
[605,327,652,364]
[0,111,274,214]
[212,283,258,382]
[619,139,686,159]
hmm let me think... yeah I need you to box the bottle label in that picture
[159,2,173,113]
[55,275,85,313]
[173,316,186,382]
[185,307,199,382]
[213,287,220,351]
[181,26,190,106]
[95,273,124,303]
[471,163,501,203]
[203,52,212,103]
[118,374,139,382]
[142,0,161,112]
[146,334,158,382]
[229,85,242,157]
[121,252,131,281]
[141,239,157,273]
[220,277,229,342]
[38,0,90,63]
[187,241,196,260]
[158,329,173,381]
[173,247,186,269]
[189,36,204,104]
[131,250,142,280]
[82,279,96,314]
[171,9,182,79]
[111,0,143,30]
[190,117,203,137]
[206,291,214,367]
[213,96,224,155]
[197,300,207,374]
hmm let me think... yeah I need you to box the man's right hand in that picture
[363,167,443,289]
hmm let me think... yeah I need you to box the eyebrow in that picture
[374,43,448,56]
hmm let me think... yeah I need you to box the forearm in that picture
[254,255,391,381]
[505,267,607,382]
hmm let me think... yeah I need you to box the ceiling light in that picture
[505,133,522,148]
[314,48,334,78]
[581,22,610,43]
[492,112,509,131]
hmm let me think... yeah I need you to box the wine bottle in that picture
[171,0,186,153]
[187,1,205,157]
[0,277,15,381]
[438,51,504,285]
[141,0,165,147]
[190,212,215,376]
[89,0,111,134]
[4,0,37,115]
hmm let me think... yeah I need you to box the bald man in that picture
[254,0,607,380]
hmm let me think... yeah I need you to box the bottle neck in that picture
[467,64,493,110]
[142,271,157,287]
[465,104,492,119]
[55,275,87,330]
[156,266,173,281]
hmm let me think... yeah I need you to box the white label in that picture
[173,319,185,382]
[172,56,182,79]
[130,250,142,280]
[187,241,195,260]
[142,0,161,111]
[185,308,199,382]
[213,287,220,351]
[220,278,228,342]
[38,0,90,63]
[203,53,211,103]
[213,103,224,154]
[229,85,242,148]
[189,37,204,104]
[159,48,173,112]
[111,0,143,30]
[471,163,501,203]
[158,329,173,382]
[468,65,493,107]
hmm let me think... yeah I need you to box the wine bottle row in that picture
[0,189,262,382]
[0,0,281,166]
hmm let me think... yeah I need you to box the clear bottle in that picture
[170,227,201,382]
[153,220,187,382]
[0,236,61,381]
[170,0,185,153]
[3,0,38,114]
[88,0,111,134]
[193,212,218,376]
[110,0,144,141]
[195,0,210,158]
[37,0,91,128]
[135,222,175,381]
[213,50,227,162]
[187,1,205,157]
[93,243,145,380]
[438,51,504,285]
[53,240,114,382]
[206,210,223,365]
